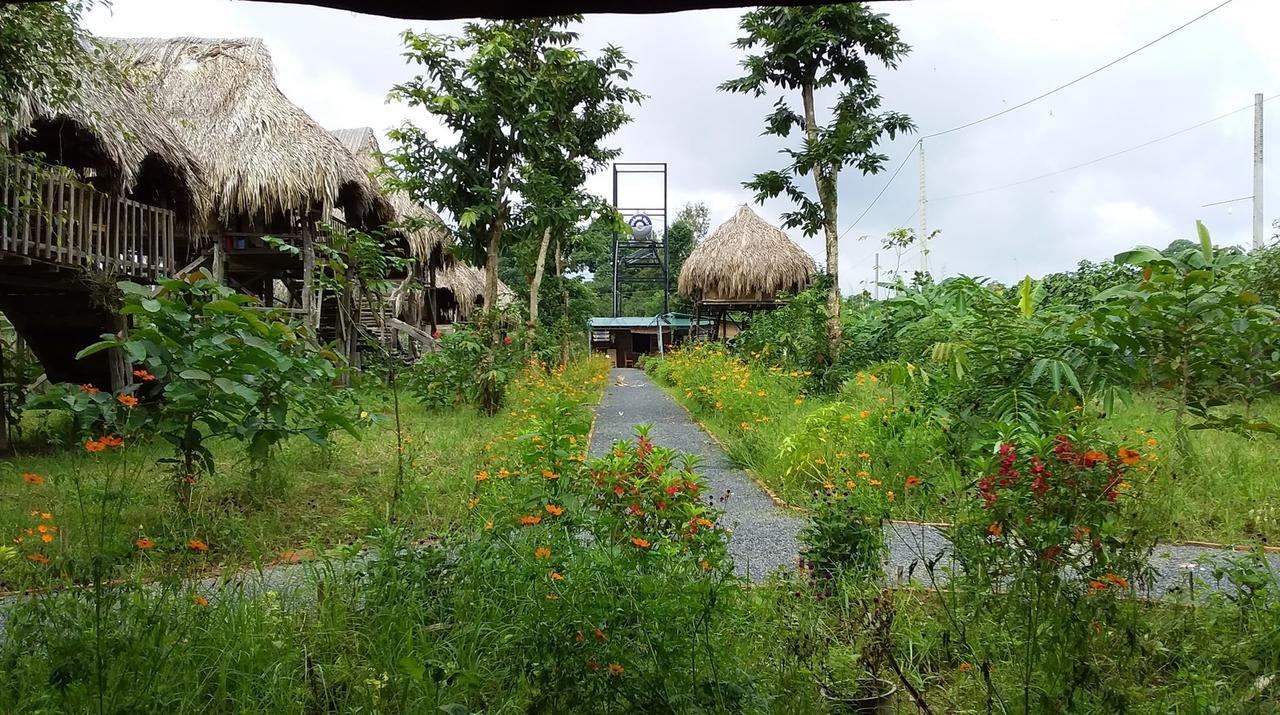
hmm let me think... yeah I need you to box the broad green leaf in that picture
[179,369,212,381]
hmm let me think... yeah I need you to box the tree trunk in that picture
[527,226,552,351]
[556,237,570,367]
[427,263,439,336]
[802,80,842,362]
[484,222,502,315]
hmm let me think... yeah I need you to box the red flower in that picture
[1041,545,1062,561]
[503,336,513,344]
[432,330,442,339]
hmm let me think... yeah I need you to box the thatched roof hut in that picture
[110,38,389,229]
[435,263,514,320]
[329,126,453,268]
[678,205,815,303]
[7,49,207,224]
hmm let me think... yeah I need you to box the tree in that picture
[519,39,642,349]
[1,1,103,139]
[721,4,914,363]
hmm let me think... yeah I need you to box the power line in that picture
[922,0,1236,139]
[840,140,920,238]
[1201,195,1252,207]
[932,94,1279,201]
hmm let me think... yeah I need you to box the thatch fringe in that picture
[110,37,389,228]
[436,263,514,320]
[678,205,816,302]
[329,127,452,264]
[8,44,208,222]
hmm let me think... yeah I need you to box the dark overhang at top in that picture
[229,0,896,20]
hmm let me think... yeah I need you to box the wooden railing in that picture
[0,153,176,279]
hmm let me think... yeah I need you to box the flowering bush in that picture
[942,425,1157,710]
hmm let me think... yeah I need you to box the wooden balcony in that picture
[0,153,177,280]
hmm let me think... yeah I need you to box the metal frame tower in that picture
[610,162,668,317]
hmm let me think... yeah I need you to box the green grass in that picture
[652,353,1280,545]
[1,387,512,589]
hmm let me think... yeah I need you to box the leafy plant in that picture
[65,276,356,496]
[1092,222,1280,452]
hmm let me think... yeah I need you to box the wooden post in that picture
[0,329,9,452]
[212,239,226,283]
[301,217,316,329]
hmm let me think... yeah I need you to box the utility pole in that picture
[918,140,928,275]
[1254,92,1264,250]
[873,252,880,301]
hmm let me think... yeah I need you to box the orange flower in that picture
[519,515,543,526]
[1117,447,1141,466]
[39,512,52,521]
[1104,572,1130,589]
[135,537,155,549]
[475,470,490,481]
[187,539,209,553]
[857,452,871,460]
[22,473,44,485]
[542,470,560,480]
[958,662,972,672]
[859,410,870,419]
[886,491,896,502]
[1089,580,1107,591]
[192,594,209,607]
[550,571,564,581]
[132,369,156,382]
[594,628,606,641]
[117,394,138,408]
[630,537,651,549]
[608,663,624,675]
[904,475,923,489]
[100,435,124,448]
[545,504,564,516]
[545,593,560,601]
[534,547,552,559]
[41,533,53,543]
[27,553,50,565]
[79,384,99,395]
[987,523,1004,537]
[85,439,106,453]
[1082,450,1108,466]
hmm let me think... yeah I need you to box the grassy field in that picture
[651,349,1280,546]
[0,366,605,590]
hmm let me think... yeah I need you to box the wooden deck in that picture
[0,153,177,279]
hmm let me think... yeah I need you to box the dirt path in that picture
[592,368,1280,596]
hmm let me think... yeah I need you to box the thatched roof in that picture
[8,47,207,222]
[678,205,816,303]
[329,126,453,264]
[436,263,514,319]
[110,38,389,227]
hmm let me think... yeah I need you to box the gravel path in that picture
[594,368,1280,596]
[590,368,804,581]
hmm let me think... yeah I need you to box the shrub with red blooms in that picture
[958,428,1155,588]
[586,425,728,565]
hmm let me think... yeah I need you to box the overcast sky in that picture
[87,0,1280,293]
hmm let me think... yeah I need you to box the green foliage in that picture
[56,277,354,490]
[1092,225,1280,448]
[408,311,527,412]
[0,1,100,137]
[388,15,641,322]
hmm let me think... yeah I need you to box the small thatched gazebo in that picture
[678,205,815,338]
